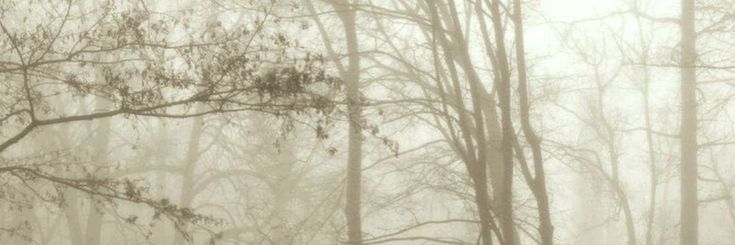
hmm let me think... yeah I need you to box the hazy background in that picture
[0,0,733,244]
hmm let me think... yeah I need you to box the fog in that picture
[1,0,733,244]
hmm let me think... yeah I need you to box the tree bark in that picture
[510,0,553,244]
[486,0,517,243]
[304,1,363,242]
[335,1,363,244]
[680,0,698,244]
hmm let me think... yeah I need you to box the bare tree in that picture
[483,0,519,243]
[510,0,554,244]
[304,0,364,243]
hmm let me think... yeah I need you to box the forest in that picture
[0,0,733,244]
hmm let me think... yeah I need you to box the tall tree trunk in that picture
[81,1,109,243]
[172,109,204,245]
[510,0,553,244]
[640,34,658,245]
[486,0,517,243]
[304,1,362,242]
[85,114,110,245]
[446,0,497,243]
[679,0,698,244]
[52,101,85,245]
[472,4,519,242]
[335,2,363,244]
[425,1,497,242]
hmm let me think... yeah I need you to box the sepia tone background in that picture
[0,0,731,244]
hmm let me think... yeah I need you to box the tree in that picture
[337,3,364,244]
[511,0,554,243]
[304,1,364,243]
[425,1,499,243]
[679,0,698,244]
[484,0,519,243]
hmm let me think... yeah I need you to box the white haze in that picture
[0,0,733,245]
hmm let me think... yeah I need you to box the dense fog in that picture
[1,0,733,244]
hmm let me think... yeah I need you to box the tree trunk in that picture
[82,2,109,243]
[640,35,658,245]
[487,0,517,243]
[510,0,553,244]
[425,1,497,243]
[680,0,698,244]
[172,109,204,245]
[305,1,363,242]
[335,2,363,244]
[85,115,110,245]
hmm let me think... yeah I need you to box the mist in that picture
[1,0,733,244]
